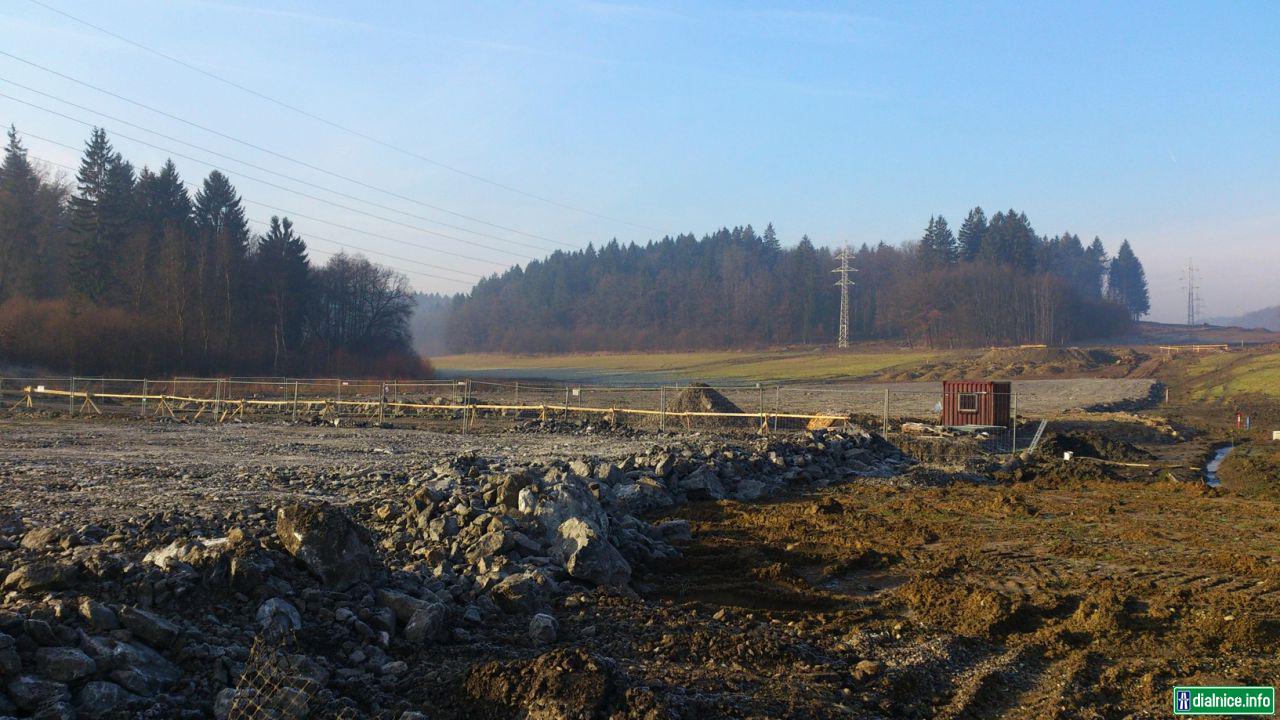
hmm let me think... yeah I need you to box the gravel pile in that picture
[0,426,909,718]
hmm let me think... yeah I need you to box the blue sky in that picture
[3,0,1277,321]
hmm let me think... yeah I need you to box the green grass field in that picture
[1182,348,1280,400]
[434,348,945,382]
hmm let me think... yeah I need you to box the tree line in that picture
[443,209,1150,352]
[0,126,426,377]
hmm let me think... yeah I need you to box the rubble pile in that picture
[0,428,909,718]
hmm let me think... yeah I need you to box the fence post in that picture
[1011,391,1018,454]
[563,387,570,421]
[774,385,781,432]
[215,379,222,422]
[882,387,889,436]
[142,379,148,417]
[68,377,75,415]
[659,386,666,431]
[379,381,387,425]
[515,381,520,407]
[758,384,765,432]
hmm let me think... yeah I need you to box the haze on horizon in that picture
[3,0,1276,323]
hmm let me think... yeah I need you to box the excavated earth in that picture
[0,415,1277,719]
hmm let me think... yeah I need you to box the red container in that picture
[940,380,1012,428]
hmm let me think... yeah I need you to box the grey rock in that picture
[31,700,74,720]
[402,603,447,644]
[376,589,433,625]
[654,519,692,542]
[105,643,179,697]
[613,478,675,515]
[523,478,610,540]
[653,453,675,478]
[3,561,79,592]
[528,613,558,644]
[255,598,301,633]
[75,680,129,719]
[20,526,62,551]
[34,647,96,683]
[6,675,69,711]
[214,687,254,720]
[554,518,631,587]
[276,503,382,590]
[489,570,556,614]
[119,607,179,649]
[78,598,119,631]
[678,467,725,501]
[733,477,766,501]
[0,632,19,675]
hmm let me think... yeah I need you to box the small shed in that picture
[941,380,1012,428]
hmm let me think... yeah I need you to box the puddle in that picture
[1204,444,1235,487]
[806,569,908,598]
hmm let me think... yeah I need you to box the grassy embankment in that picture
[435,348,946,383]
[1179,348,1280,400]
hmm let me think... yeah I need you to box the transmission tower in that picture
[1180,259,1202,326]
[832,247,857,348]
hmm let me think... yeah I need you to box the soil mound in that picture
[462,647,630,719]
[880,346,1145,381]
[1036,431,1153,463]
[668,383,747,428]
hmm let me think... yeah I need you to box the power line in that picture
[2,95,529,267]
[24,149,479,286]
[25,0,661,233]
[0,50,581,250]
[0,81,544,259]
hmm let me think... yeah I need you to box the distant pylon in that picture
[1181,259,1201,326]
[833,246,857,348]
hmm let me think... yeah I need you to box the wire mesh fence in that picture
[226,626,361,720]
[1,374,1074,452]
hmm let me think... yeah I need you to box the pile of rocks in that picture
[0,427,908,717]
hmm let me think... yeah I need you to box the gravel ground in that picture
[0,420,664,525]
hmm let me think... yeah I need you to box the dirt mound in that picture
[462,647,637,719]
[1036,431,1154,463]
[880,346,1146,381]
[668,383,747,428]
[898,578,1032,639]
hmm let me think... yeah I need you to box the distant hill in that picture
[1207,305,1280,331]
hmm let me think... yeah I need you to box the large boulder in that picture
[519,477,611,541]
[75,680,130,719]
[553,518,631,588]
[613,478,675,516]
[3,561,79,592]
[6,675,70,711]
[402,603,448,644]
[34,647,96,683]
[490,570,557,614]
[81,637,179,697]
[119,607,179,649]
[276,503,382,589]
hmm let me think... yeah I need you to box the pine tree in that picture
[255,216,311,371]
[0,126,41,300]
[69,128,130,301]
[194,170,251,359]
[762,222,780,253]
[1084,237,1108,297]
[957,206,987,262]
[1107,240,1150,320]
[919,215,957,269]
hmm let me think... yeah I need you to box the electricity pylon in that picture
[833,247,857,348]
